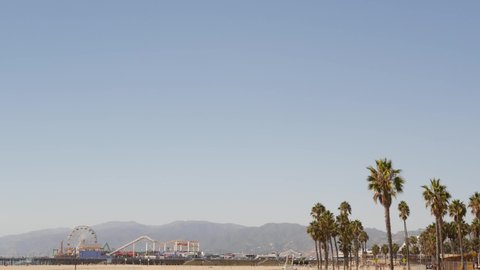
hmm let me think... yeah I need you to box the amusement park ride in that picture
[54,225,200,260]
[107,235,200,258]
[54,226,102,258]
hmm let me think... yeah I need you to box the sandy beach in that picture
[1,265,428,270]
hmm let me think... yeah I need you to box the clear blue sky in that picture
[1,1,479,236]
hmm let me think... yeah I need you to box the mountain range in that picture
[0,221,421,257]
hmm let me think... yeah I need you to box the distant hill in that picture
[365,227,422,247]
[0,221,422,257]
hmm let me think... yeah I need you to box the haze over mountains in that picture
[0,221,421,257]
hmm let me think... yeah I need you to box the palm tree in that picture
[338,201,353,270]
[398,201,411,270]
[469,192,480,265]
[469,192,480,219]
[312,203,327,220]
[337,208,352,270]
[332,219,340,269]
[310,203,326,270]
[471,219,480,264]
[409,236,418,247]
[325,211,337,270]
[339,201,352,216]
[392,243,400,263]
[444,222,457,253]
[381,244,389,265]
[359,230,368,253]
[308,220,322,270]
[449,200,467,270]
[419,224,437,264]
[372,244,380,264]
[351,220,363,270]
[422,178,451,270]
[319,211,333,270]
[367,158,405,270]
[358,230,369,267]
[331,221,340,270]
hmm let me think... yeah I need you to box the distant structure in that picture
[165,240,200,253]
[41,223,317,266]
[108,236,200,258]
[54,225,201,260]
[55,225,103,259]
[279,249,302,258]
[280,250,301,270]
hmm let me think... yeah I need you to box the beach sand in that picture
[1,265,428,270]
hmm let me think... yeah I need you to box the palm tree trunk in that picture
[364,241,368,267]
[477,229,480,270]
[319,240,324,270]
[404,219,410,270]
[355,243,359,270]
[450,238,456,254]
[457,224,464,270]
[435,218,441,270]
[330,237,335,269]
[439,218,445,270]
[362,242,366,268]
[334,236,340,270]
[325,241,329,270]
[384,206,394,270]
[349,251,352,269]
[315,240,320,270]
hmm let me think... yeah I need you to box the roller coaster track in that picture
[107,235,160,256]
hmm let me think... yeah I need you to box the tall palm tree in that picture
[469,192,480,265]
[331,221,340,270]
[422,178,451,270]
[367,158,405,270]
[338,201,353,270]
[337,210,352,270]
[449,200,467,270]
[308,220,322,270]
[325,211,336,270]
[319,211,333,270]
[310,203,326,270]
[351,220,363,270]
[398,201,411,270]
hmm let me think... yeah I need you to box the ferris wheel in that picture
[66,225,98,250]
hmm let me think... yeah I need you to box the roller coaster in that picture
[108,235,200,258]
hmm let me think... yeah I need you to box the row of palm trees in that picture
[307,201,368,270]
[370,243,400,264]
[365,158,480,270]
[420,179,480,270]
[308,158,479,270]
[419,219,480,259]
